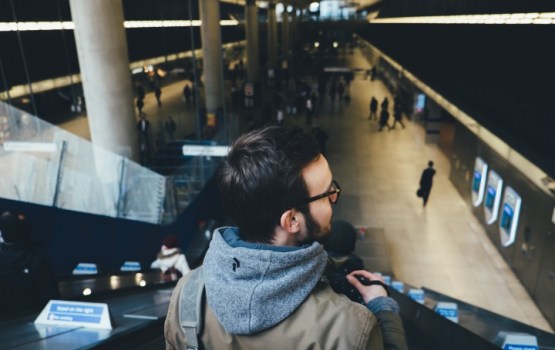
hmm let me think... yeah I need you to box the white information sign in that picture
[496,332,538,350]
[435,302,459,323]
[35,300,112,330]
[182,145,230,157]
[3,141,57,153]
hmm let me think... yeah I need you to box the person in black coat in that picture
[369,96,378,120]
[381,97,389,112]
[379,109,391,131]
[419,161,436,206]
[391,103,405,129]
[154,85,162,107]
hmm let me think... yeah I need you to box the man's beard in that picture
[297,210,331,245]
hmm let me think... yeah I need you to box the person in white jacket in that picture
[150,235,190,280]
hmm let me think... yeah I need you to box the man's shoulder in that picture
[296,282,378,328]
[199,283,380,349]
[166,275,380,349]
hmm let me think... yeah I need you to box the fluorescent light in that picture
[0,19,239,32]
[370,12,555,25]
[0,40,246,99]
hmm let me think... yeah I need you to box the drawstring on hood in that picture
[203,227,328,335]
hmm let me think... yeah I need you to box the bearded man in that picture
[165,126,407,350]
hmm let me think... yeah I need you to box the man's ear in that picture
[280,209,301,233]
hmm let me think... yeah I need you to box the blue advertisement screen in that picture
[485,186,495,209]
[472,171,481,192]
[415,94,426,112]
[500,204,513,231]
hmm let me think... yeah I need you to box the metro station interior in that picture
[1,0,555,349]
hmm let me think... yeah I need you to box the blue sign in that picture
[382,275,391,286]
[407,289,425,304]
[437,308,458,318]
[120,261,141,272]
[504,345,537,350]
[72,263,98,275]
[391,281,404,293]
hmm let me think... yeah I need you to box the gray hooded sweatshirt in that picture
[203,227,328,335]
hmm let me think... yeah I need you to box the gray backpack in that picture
[178,267,205,350]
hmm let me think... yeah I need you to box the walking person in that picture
[164,115,177,141]
[369,96,378,120]
[379,108,391,131]
[380,97,389,114]
[154,85,162,107]
[137,113,152,165]
[370,66,377,81]
[136,84,145,101]
[337,80,345,101]
[183,84,192,103]
[418,161,436,207]
[136,97,144,115]
[391,105,405,129]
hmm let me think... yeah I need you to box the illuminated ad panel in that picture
[414,93,426,114]
[471,157,488,207]
[499,186,522,247]
[484,170,503,224]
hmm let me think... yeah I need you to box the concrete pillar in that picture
[267,2,278,69]
[245,0,259,82]
[199,0,224,114]
[281,2,290,57]
[69,0,138,162]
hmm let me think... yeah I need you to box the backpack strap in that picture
[179,267,205,350]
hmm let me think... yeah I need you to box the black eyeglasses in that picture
[297,180,341,206]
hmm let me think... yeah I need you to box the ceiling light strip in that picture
[0,19,240,32]
[370,12,555,25]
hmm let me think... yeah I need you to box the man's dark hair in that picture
[218,126,321,243]
[428,161,434,167]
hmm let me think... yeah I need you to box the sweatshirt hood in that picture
[203,227,328,335]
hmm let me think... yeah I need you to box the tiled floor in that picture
[58,48,553,333]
